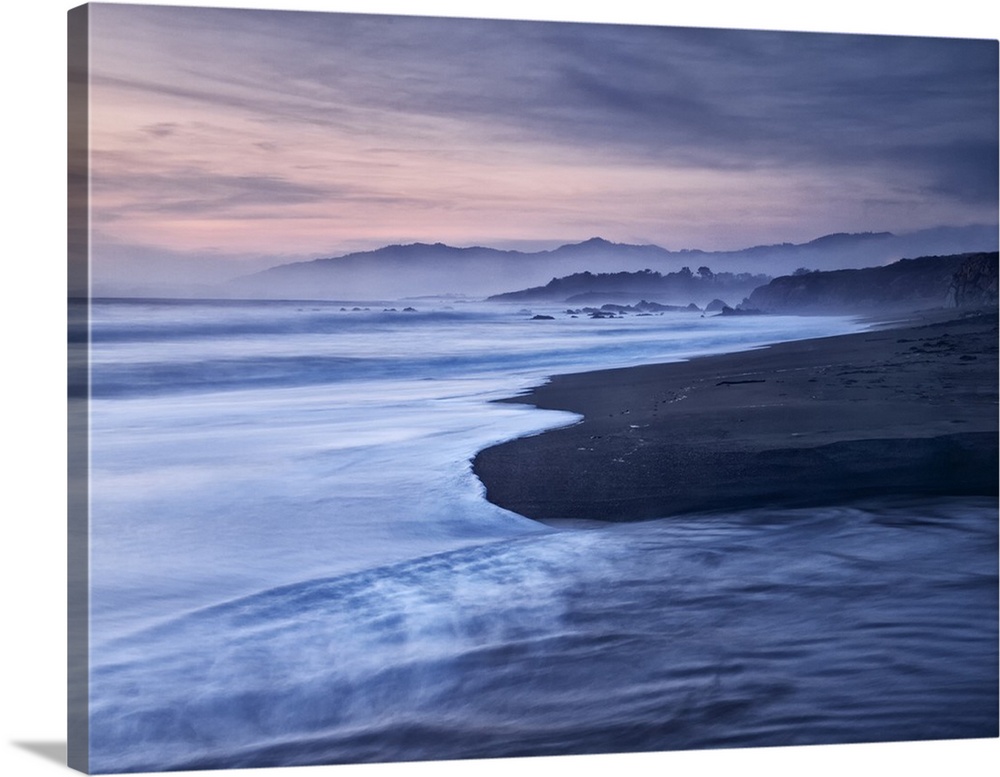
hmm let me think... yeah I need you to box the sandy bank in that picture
[473,311,999,521]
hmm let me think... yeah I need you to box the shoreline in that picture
[473,309,999,522]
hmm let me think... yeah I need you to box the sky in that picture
[80,2,999,286]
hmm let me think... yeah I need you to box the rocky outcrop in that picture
[552,301,704,319]
[718,305,763,316]
[743,252,998,314]
[949,253,999,308]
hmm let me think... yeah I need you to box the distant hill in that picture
[488,267,772,308]
[743,252,999,314]
[229,225,997,300]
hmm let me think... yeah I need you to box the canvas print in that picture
[67,2,999,774]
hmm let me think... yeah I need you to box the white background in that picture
[1,1,997,776]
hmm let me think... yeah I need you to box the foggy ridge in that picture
[229,225,998,301]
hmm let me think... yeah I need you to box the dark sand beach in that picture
[474,311,999,522]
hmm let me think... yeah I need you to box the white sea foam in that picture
[84,299,998,772]
[88,299,868,641]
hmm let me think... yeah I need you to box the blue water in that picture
[83,298,998,773]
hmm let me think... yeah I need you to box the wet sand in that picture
[473,311,999,522]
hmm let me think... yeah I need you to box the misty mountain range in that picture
[231,225,997,301]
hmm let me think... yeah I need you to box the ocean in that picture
[81,298,998,773]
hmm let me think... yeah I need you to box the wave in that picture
[88,498,998,773]
[90,298,479,344]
